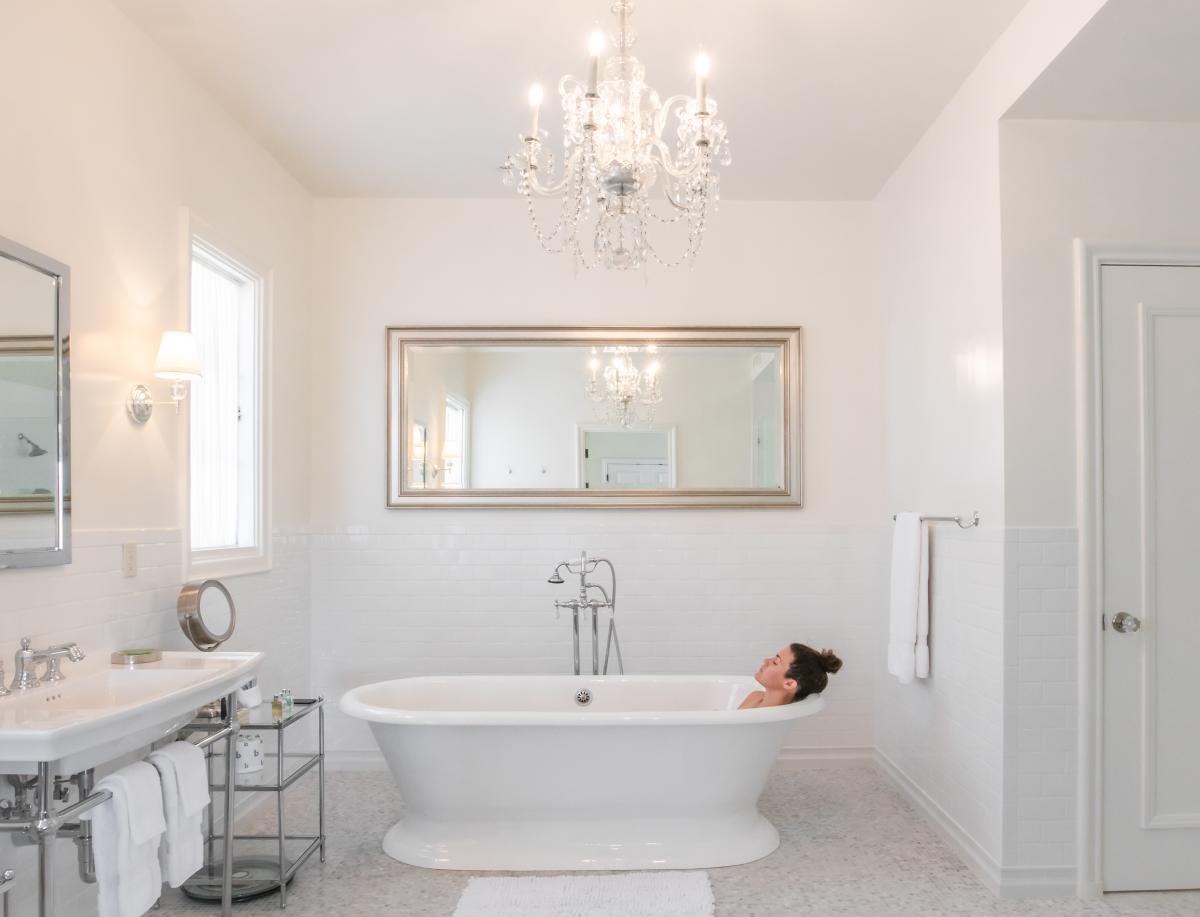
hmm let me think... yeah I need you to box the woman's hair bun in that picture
[819,649,843,674]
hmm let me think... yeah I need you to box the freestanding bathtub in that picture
[340,674,824,871]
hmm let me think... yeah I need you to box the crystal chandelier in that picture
[585,346,663,427]
[501,1,730,271]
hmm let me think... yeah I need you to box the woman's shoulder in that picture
[738,691,766,710]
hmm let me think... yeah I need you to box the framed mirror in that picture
[386,327,802,507]
[0,235,70,567]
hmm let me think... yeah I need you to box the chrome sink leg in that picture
[35,763,53,917]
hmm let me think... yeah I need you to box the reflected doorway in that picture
[578,426,676,489]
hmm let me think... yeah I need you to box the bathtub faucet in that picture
[547,551,624,676]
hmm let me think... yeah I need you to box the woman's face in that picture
[755,645,798,694]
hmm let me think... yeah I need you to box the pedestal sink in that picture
[0,651,262,774]
[0,650,262,917]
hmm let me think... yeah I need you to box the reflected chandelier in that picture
[501,1,729,271]
[585,346,663,428]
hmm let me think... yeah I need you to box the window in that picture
[188,237,267,573]
[442,396,468,488]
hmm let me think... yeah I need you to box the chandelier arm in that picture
[644,138,706,181]
[524,167,573,197]
[654,94,694,137]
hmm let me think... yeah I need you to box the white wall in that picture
[0,3,312,910]
[1000,119,1200,527]
[873,0,1107,887]
[310,197,886,756]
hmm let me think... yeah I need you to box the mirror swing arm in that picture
[385,326,803,509]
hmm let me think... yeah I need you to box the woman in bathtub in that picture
[738,643,843,709]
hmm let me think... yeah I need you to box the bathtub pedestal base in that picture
[382,812,780,871]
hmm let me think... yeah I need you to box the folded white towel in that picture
[81,761,165,917]
[148,741,211,886]
[887,512,930,684]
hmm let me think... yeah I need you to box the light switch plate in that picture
[121,542,138,578]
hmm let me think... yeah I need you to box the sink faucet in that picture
[548,552,624,676]
[10,638,84,692]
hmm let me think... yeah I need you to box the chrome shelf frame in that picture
[185,697,326,909]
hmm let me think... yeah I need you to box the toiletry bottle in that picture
[271,693,284,721]
[281,688,294,717]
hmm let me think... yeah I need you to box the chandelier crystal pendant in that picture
[501,1,730,271]
[585,346,664,428]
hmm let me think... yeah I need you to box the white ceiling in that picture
[116,0,1029,200]
[1009,0,1200,121]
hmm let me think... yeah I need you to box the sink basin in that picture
[0,651,262,774]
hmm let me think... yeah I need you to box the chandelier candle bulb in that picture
[528,83,543,138]
[695,52,711,112]
[588,30,605,94]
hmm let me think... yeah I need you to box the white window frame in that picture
[184,221,272,580]
[441,394,469,489]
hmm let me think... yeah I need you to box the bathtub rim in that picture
[339,673,825,726]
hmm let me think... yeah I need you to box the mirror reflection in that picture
[402,341,786,493]
[0,247,66,555]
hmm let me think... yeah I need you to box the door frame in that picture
[574,424,678,488]
[1073,241,1200,897]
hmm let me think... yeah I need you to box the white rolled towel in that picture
[888,512,930,684]
[81,761,165,917]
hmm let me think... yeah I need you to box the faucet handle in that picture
[19,637,31,652]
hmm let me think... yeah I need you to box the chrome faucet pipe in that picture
[548,553,622,676]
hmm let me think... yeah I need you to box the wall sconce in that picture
[127,331,203,424]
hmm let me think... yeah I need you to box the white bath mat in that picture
[452,872,714,917]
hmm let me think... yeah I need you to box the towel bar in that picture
[891,511,980,529]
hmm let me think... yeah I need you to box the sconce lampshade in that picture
[153,331,202,381]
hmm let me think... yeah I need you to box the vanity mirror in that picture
[386,327,802,507]
[0,235,70,566]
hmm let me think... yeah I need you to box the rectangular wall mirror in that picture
[387,327,802,507]
[0,235,70,567]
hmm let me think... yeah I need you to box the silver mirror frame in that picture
[0,235,71,569]
[386,326,803,508]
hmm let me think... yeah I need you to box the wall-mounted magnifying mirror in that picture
[387,327,802,508]
[178,579,237,651]
[0,235,71,568]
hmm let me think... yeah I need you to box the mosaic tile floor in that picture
[155,764,1200,917]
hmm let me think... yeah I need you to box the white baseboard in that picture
[873,750,1076,898]
[326,748,386,771]
[776,745,874,767]
[874,749,1004,895]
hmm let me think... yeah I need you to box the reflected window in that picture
[189,238,266,572]
[442,396,468,488]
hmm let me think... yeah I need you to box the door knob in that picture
[1111,612,1142,634]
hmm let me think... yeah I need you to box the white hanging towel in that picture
[80,761,166,917]
[887,512,930,683]
[148,741,211,887]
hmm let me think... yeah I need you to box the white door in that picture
[1101,264,1200,890]
[602,459,669,488]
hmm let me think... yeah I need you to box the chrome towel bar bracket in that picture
[891,511,980,529]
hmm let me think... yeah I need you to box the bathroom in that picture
[2,0,1199,914]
